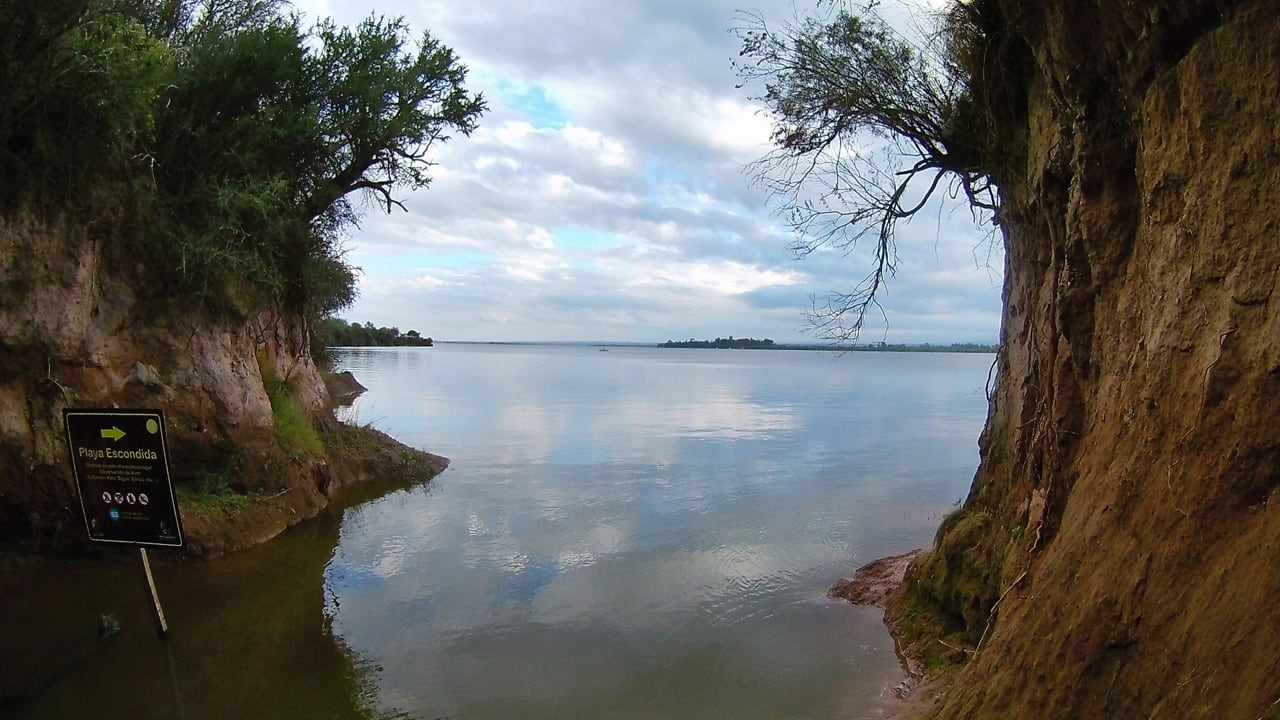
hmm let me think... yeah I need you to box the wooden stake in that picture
[139,547,169,638]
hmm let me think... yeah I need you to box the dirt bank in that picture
[0,212,449,558]
[888,2,1280,717]
[178,420,448,558]
[831,549,950,718]
[324,370,368,407]
[830,549,925,608]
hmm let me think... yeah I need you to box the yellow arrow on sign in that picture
[101,426,126,442]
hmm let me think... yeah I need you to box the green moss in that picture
[889,505,1017,674]
[269,386,326,459]
[263,369,327,459]
[176,467,252,518]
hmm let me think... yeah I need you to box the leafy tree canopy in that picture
[317,318,433,347]
[0,0,485,319]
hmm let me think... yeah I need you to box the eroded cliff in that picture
[0,214,446,557]
[893,1,1280,717]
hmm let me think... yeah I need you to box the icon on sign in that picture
[108,508,121,521]
[114,492,125,504]
[126,493,137,505]
[101,491,112,504]
[139,493,149,506]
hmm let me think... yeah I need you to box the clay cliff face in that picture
[0,215,443,557]
[895,1,1280,717]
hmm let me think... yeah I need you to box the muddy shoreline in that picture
[830,549,949,718]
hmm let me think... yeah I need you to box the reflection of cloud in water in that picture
[557,549,595,569]
[369,534,408,579]
[325,563,383,592]
[661,400,796,440]
[491,557,560,606]
[528,541,798,634]
[321,348,995,718]
[484,383,800,467]
[465,512,486,538]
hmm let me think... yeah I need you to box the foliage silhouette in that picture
[0,0,485,319]
[735,1,1000,342]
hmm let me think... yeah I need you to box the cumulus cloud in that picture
[291,0,1003,343]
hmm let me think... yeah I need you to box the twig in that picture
[937,638,974,656]
[42,357,70,402]
[1166,461,1189,517]
[976,570,1028,653]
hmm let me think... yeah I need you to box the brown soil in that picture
[830,549,950,718]
[0,207,447,559]
[830,549,925,608]
[890,2,1280,718]
[179,421,448,559]
[323,370,368,406]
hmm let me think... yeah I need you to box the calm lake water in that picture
[4,344,991,719]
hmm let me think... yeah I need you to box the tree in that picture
[314,317,434,347]
[301,16,485,222]
[144,0,486,316]
[735,2,998,342]
[0,0,486,320]
[0,0,173,211]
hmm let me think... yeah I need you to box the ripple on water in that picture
[322,346,991,719]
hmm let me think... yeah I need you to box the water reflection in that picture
[1,480,430,720]
[325,345,991,719]
[1,345,991,720]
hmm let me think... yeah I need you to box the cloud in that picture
[290,0,1004,343]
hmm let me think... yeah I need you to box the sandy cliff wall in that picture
[896,1,1280,717]
[0,215,442,556]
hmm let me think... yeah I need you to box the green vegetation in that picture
[660,337,997,353]
[735,3,1000,342]
[265,375,327,458]
[0,0,485,319]
[318,318,434,347]
[175,467,253,518]
[661,337,777,349]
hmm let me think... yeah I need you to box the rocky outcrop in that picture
[0,214,445,556]
[892,2,1280,717]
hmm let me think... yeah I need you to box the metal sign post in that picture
[64,409,184,638]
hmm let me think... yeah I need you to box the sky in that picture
[289,0,1004,344]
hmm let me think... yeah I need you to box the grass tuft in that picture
[265,374,327,458]
[176,468,252,517]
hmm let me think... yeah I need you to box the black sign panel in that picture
[64,409,184,548]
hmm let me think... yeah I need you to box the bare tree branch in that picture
[735,2,999,343]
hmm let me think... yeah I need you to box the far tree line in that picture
[661,337,778,349]
[661,337,997,353]
[318,318,433,347]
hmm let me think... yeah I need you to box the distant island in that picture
[661,337,779,349]
[319,318,434,347]
[659,337,997,353]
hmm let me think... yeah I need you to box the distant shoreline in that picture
[658,340,998,353]
[416,340,999,353]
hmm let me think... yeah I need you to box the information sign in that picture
[64,409,184,548]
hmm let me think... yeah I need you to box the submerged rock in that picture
[97,613,120,639]
[324,370,368,407]
[829,549,925,608]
